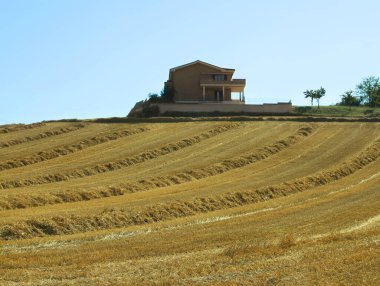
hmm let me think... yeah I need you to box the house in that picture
[128,60,292,117]
[164,60,246,103]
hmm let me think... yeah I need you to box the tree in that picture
[371,86,380,108]
[314,87,326,109]
[374,90,380,107]
[304,87,326,109]
[146,86,174,104]
[160,86,174,102]
[147,93,160,102]
[356,76,380,107]
[304,89,314,106]
[340,90,360,109]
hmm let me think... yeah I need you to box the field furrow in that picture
[0,127,148,171]
[0,124,315,209]
[1,179,378,285]
[0,122,45,134]
[0,122,227,178]
[0,123,239,189]
[0,123,133,161]
[1,119,380,285]
[1,133,378,239]
[0,125,315,209]
[187,123,376,195]
[0,123,87,148]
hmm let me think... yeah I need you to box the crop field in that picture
[0,119,379,285]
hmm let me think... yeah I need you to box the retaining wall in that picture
[155,102,292,114]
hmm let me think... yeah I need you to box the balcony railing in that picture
[200,78,246,86]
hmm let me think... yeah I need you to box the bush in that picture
[146,87,174,103]
[141,104,160,117]
[160,86,174,102]
[364,109,374,114]
[147,93,160,103]
[293,106,312,113]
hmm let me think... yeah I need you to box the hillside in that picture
[293,105,380,117]
[0,119,379,285]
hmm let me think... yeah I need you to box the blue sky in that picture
[0,0,379,124]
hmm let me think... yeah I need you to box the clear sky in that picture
[1,0,379,124]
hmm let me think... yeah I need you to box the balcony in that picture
[200,78,246,86]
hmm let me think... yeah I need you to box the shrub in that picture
[141,104,160,117]
[147,93,160,103]
[160,86,174,102]
[293,106,313,113]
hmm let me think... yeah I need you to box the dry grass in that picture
[0,127,148,171]
[0,122,45,134]
[1,136,378,239]
[0,125,314,209]
[0,123,86,148]
[0,123,238,189]
[0,120,379,285]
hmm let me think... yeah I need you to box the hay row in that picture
[0,122,45,134]
[0,127,149,171]
[0,125,316,209]
[0,123,239,189]
[1,136,379,240]
[0,123,87,148]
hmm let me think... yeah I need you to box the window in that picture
[213,74,227,81]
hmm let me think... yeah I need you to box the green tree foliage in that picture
[304,87,326,109]
[147,87,175,103]
[340,90,360,109]
[148,93,160,102]
[304,90,314,106]
[356,76,380,107]
[160,86,174,102]
[315,87,326,109]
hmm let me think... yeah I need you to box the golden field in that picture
[0,119,379,285]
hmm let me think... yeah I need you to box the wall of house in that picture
[202,88,231,101]
[171,63,233,102]
[154,102,292,114]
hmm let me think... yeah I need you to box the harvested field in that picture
[0,122,46,134]
[0,127,148,171]
[0,123,87,148]
[0,119,379,285]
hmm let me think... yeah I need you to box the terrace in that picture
[200,75,246,102]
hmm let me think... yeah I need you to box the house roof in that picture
[169,60,235,73]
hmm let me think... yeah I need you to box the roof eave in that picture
[169,60,235,74]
